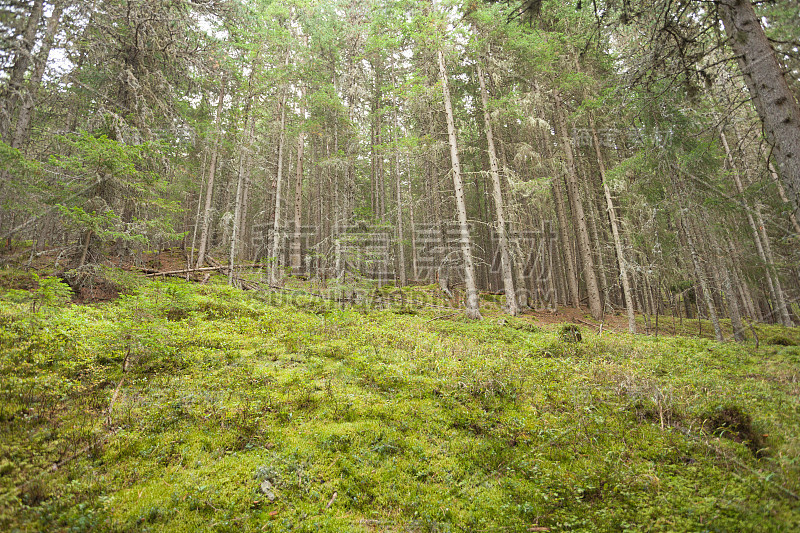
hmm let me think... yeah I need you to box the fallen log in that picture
[144,263,268,277]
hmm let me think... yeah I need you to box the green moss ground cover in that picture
[1,270,799,531]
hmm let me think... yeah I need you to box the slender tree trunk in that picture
[371,108,377,220]
[551,178,580,308]
[554,91,602,319]
[269,85,289,285]
[196,77,226,269]
[391,63,407,286]
[431,157,448,283]
[229,165,245,285]
[728,238,760,321]
[78,230,93,268]
[0,0,44,142]
[408,159,419,281]
[377,105,385,224]
[371,60,384,222]
[12,1,64,150]
[343,57,357,232]
[721,258,746,342]
[477,60,518,315]
[229,77,256,285]
[541,220,554,309]
[587,116,635,331]
[719,0,800,211]
[582,162,611,313]
[768,162,800,235]
[682,213,724,341]
[191,151,208,269]
[290,101,305,275]
[720,129,792,326]
[642,274,656,335]
[474,172,492,290]
[240,168,252,260]
[394,144,407,286]
[438,49,481,319]
[541,127,580,308]
[553,237,567,307]
[754,203,793,326]
[312,137,323,278]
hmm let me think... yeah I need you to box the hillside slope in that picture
[1,271,799,532]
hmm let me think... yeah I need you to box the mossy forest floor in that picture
[1,267,799,532]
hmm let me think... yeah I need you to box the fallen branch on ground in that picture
[141,263,268,277]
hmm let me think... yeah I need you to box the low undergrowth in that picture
[1,270,799,531]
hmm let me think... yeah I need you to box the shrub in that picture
[558,324,582,343]
[765,335,797,347]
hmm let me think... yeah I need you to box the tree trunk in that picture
[732,249,760,321]
[371,106,377,220]
[477,60,518,315]
[722,259,746,342]
[240,164,252,260]
[290,107,305,275]
[554,91,603,319]
[551,177,580,308]
[768,162,800,236]
[720,129,792,326]
[589,115,636,333]
[78,230,93,269]
[190,151,208,269]
[541,126,581,308]
[371,59,385,222]
[754,202,793,326]
[438,49,481,320]
[394,131,407,287]
[0,0,44,142]
[719,0,800,211]
[545,220,558,309]
[269,86,289,285]
[12,1,64,150]
[229,82,256,285]
[195,77,225,269]
[582,161,611,313]
[682,214,724,342]
[390,62,407,286]
[408,158,419,281]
